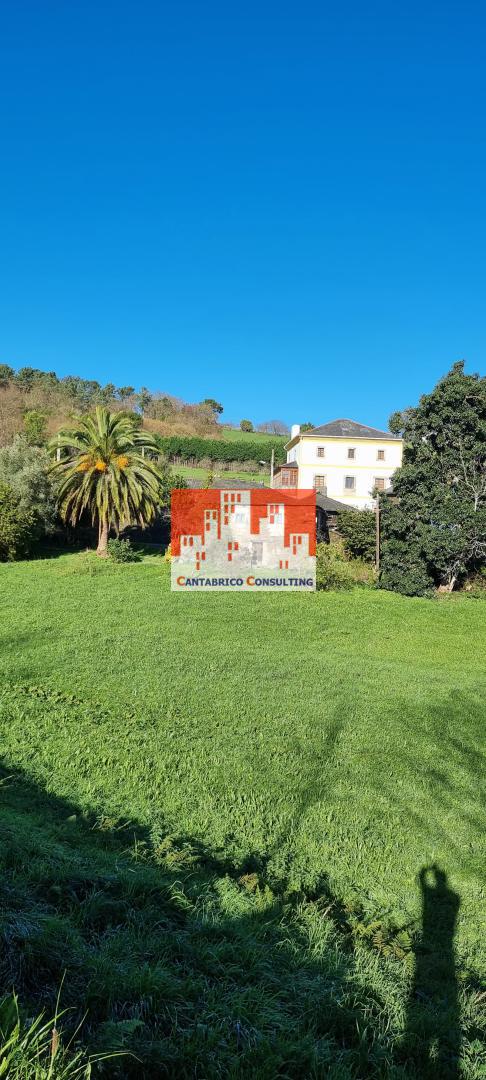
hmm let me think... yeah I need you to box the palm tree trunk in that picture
[97,516,109,557]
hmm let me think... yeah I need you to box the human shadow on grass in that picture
[357,689,486,1076]
[403,866,461,1079]
[0,760,418,1079]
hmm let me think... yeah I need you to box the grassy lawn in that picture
[0,553,484,1077]
[218,428,287,443]
[173,464,268,483]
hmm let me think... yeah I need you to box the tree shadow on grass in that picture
[0,760,417,1079]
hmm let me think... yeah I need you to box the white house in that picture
[274,419,403,509]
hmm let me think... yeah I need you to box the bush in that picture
[107,538,139,563]
[316,540,375,591]
[338,509,375,561]
[0,435,57,537]
[379,540,434,597]
[0,483,37,560]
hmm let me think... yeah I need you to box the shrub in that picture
[338,509,375,561]
[0,482,36,560]
[316,542,353,591]
[107,538,139,563]
[0,435,57,536]
[316,540,377,591]
[23,409,48,446]
[379,539,434,597]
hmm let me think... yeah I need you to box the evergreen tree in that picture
[381,363,486,595]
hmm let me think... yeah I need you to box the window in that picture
[377,449,385,461]
[374,477,386,492]
[317,446,325,458]
[281,468,297,488]
[348,448,355,459]
[314,475,327,492]
[344,476,356,491]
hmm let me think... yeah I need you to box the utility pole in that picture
[375,493,380,572]
[270,448,274,486]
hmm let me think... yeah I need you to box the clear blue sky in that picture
[1,1,485,429]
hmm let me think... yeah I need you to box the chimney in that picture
[290,424,301,440]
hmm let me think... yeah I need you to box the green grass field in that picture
[0,553,484,1077]
[173,464,268,483]
[218,427,287,442]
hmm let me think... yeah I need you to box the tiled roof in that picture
[302,419,400,440]
[315,493,357,513]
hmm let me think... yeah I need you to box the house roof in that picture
[315,492,356,513]
[274,460,298,471]
[297,418,400,441]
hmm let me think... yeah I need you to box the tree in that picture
[98,383,117,405]
[300,422,314,432]
[338,509,375,561]
[137,387,152,415]
[50,407,162,556]
[202,398,223,416]
[0,364,14,388]
[0,435,57,536]
[257,420,289,435]
[0,482,36,560]
[381,363,486,595]
[15,367,41,393]
[240,419,253,432]
[117,386,135,403]
[23,410,48,446]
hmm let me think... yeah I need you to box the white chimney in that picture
[290,424,301,440]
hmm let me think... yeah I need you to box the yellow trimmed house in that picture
[274,419,403,509]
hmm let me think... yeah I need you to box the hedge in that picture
[154,435,286,466]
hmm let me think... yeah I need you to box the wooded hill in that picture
[0,365,286,467]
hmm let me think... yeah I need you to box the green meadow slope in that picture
[0,553,484,1077]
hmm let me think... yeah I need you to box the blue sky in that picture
[1,1,485,429]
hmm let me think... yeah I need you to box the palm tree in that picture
[50,407,162,555]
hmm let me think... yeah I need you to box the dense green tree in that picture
[0,436,57,537]
[338,509,375,561]
[381,363,486,595]
[0,482,36,560]
[50,407,162,556]
[240,419,253,432]
[300,422,314,432]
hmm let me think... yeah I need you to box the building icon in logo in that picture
[171,488,316,590]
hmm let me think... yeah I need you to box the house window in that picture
[377,449,385,461]
[344,476,356,491]
[314,475,327,492]
[281,468,297,488]
[348,448,355,459]
[317,446,325,458]
[374,477,386,491]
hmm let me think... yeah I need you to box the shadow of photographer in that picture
[404,864,461,1078]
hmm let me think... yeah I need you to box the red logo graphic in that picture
[171,488,316,590]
